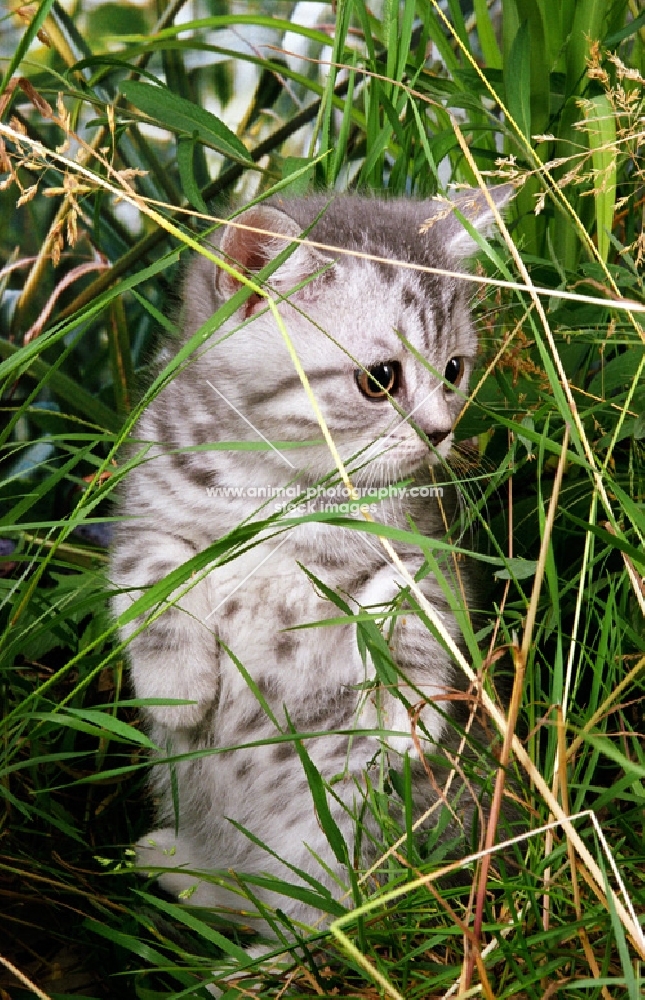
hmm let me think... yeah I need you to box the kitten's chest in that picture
[208,543,370,724]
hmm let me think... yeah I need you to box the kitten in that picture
[110,188,511,948]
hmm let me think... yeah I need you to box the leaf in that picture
[84,918,169,965]
[65,707,158,746]
[0,247,183,428]
[588,347,645,396]
[634,413,645,441]
[563,513,645,570]
[473,0,502,69]
[290,729,348,867]
[280,156,315,198]
[517,415,535,458]
[505,19,531,139]
[177,135,209,213]
[0,446,93,527]
[31,710,157,748]
[239,869,346,917]
[565,0,608,94]
[122,13,332,48]
[224,816,339,896]
[119,80,253,163]
[584,94,617,264]
[0,752,94,779]
[220,639,281,730]
[0,337,121,432]
[494,558,539,581]
[133,891,250,961]
[605,8,645,45]
[585,736,645,780]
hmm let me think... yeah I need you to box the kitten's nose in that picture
[427,429,449,448]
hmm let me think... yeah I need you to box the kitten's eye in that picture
[355,362,400,400]
[444,357,465,388]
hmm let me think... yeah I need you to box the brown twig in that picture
[465,425,570,990]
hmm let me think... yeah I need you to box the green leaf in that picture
[177,135,209,213]
[493,558,539,581]
[0,751,94,779]
[84,918,169,965]
[120,13,332,48]
[563,513,645,570]
[119,80,253,163]
[0,446,93,527]
[0,248,182,397]
[583,94,617,264]
[239,869,346,917]
[588,347,645,396]
[565,0,608,94]
[0,337,121,432]
[280,156,315,198]
[585,736,645,780]
[133,891,250,961]
[505,19,531,139]
[474,0,503,69]
[65,707,158,746]
[290,730,348,866]
[31,710,157,748]
[605,8,645,45]
[633,412,645,441]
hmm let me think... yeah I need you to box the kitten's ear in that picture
[429,184,516,259]
[216,204,330,311]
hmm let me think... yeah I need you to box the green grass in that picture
[1,1,644,997]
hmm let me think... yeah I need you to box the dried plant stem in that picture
[0,952,53,1000]
[449,112,645,572]
[465,641,524,988]
[11,0,193,333]
[466,425,569,989]
[545,490,597,887]
[555,706,612,999]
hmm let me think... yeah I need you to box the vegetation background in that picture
[0,1,644,997]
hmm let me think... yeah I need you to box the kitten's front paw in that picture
[135,828,206,901]
[132,649,219,730]
[135,827,181,875]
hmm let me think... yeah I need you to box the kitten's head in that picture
[182,188,513,489]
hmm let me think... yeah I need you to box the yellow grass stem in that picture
[0,952,54,1000]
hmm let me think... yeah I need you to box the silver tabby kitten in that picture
[111,188,510,938]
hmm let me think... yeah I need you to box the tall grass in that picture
[1,1,644,997]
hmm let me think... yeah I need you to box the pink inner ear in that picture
[226,226,268,314]
[232,226,270,274]
[215,204,328,308]
[216,210,282,300]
